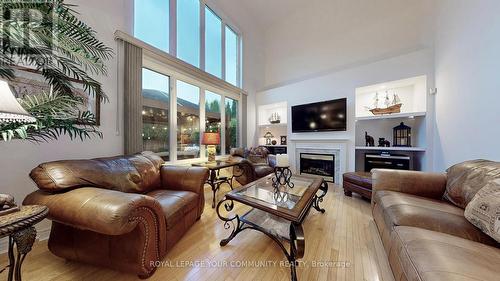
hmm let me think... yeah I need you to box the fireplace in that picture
[299,153,335,182]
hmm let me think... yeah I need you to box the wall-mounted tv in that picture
[291,98,347,132]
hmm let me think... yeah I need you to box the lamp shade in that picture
[201,132,220,145]
[0,80,36,123]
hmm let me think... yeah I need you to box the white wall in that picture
[257,49,435,172]
[433,0,500,171]
[0,0,132,242]
[262,0,435,89]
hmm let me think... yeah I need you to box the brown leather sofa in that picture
[372,166,500,281]
[23,151,209,278]
[229,147,276,185]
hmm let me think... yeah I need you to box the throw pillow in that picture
[443,159,500,209]
[464,179,500,243]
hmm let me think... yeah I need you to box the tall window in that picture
[142,68,170,160]
[225,26,238,86]
[205,91,222,155]
[177,80,200,160]
[134,0,169,52]
[177,0,200,67]
[225,97,239,153]
[133,1,242,87]
[205,7,222,78]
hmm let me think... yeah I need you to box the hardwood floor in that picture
[0,180,394,281]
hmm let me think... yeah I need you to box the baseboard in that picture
[0,225,51,254]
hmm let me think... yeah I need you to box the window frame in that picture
[142,54,242,165]
[133,0,242,88]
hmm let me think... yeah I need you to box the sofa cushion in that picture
[389,226,500,281]
[29,151,164,194]
[373,190,498,245]
[254,165,274,178]
[147,190,198,230]
[444,159,500,209]
[465,179,500,243]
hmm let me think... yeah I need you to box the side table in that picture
[192,160,243,208]
[0,205,49,281]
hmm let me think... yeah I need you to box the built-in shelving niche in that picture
[354,75,429,172]
[257,102,288,146]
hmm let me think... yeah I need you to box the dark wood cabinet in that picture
[261,145,287,155]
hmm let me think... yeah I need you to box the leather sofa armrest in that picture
[23,187,164,236]
[372,169,447,200]
[160,165,209,217]
[160,166,209,194]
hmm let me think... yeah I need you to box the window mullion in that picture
[220,95,226,155]
[170,76,178,161]
[200,88,206,159]
[169,0,177,56]
[237,37,242,87]
[221,23,226,81]
[200,3,206,71]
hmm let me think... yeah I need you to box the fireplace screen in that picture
[299,153,335,182]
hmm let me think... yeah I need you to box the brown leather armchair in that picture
[23,151,208,278]
[229,147,276,185]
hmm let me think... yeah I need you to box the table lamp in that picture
[0,79,35,215]
[0,80,36,124]
[202,132,220,162]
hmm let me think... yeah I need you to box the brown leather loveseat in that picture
[23,151,209,278]
[372,160,500,281]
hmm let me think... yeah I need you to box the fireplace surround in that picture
[291,138,347,184]
[300,153,335,182]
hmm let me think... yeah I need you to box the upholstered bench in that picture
[343,172,373,200]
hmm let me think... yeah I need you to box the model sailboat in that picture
[368,91,402,115]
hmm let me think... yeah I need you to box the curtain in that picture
[123,42,143,154]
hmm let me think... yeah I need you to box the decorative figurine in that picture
[264,131,274,145]
[0,194,19,216]
[269,112,281,124]
[378,138,391,147]
[366,91,403,115]
[365,132,375,147]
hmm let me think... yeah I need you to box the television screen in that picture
[291,98,347,132]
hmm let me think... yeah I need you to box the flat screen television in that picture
[291,98,347,132]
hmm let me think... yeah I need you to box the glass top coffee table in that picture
[216,174,328,281]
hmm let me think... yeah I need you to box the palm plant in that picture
[0,0,113,142]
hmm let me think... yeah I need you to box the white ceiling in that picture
[214,0,307,29]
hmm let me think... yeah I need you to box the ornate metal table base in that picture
[1,205,48,281]
[207,169,233,208]
[8,227,37,281]
[216,182,327,281]
[312,181,328,213]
